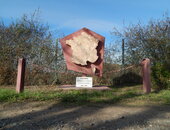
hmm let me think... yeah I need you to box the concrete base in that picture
[58,85,111,90]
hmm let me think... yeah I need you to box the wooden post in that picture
[121,39,125,74]
[141,58,151,94]
[122,39,125,66]
[16,58,26,93]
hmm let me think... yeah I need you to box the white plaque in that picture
[76,77,93,88]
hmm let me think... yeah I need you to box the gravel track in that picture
[0,101,170,130]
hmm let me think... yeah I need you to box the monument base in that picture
[57,85,110,90]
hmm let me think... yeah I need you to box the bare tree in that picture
[0,11,62,85]
[112,15,170,66]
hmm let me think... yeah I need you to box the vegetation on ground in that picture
[151,63,170,90]
[0,85,170,105]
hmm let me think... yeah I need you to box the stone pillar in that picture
[16,58,26,93]
[141,58,151,93]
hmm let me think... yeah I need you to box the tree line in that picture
[0,12,169,90]
[112,14,170,90]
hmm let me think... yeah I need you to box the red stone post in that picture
[16,58,26,93]
[141,58,151,93]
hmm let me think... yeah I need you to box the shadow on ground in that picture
[0,97,170,130]
[87,105,170,130]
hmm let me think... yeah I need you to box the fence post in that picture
[16,58,26,93]
[141,58,151,93]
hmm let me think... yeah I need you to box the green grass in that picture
[0,86,170,105]
[135,90,170,105]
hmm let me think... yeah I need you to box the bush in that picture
[0,66,16,85]
[112,71,142,87]
[152,63,170,90]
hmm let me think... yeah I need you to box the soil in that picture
[0,101,170,130]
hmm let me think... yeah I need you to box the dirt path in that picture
[0,101,170,130]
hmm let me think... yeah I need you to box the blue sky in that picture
[0,0,170,44]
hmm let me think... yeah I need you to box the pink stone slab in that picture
[16,58,26,93]
[141,58,151,93]
[60,28,105,77]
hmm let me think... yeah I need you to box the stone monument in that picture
[60,28,105,77]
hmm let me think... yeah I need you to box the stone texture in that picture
[66,32,99,65]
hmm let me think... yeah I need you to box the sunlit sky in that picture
[1,0,170,44]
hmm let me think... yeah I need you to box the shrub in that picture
[151,63,170,90]
[0,66,16,85]
[112,71,142,87]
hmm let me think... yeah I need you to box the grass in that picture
[0,85,170,105]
